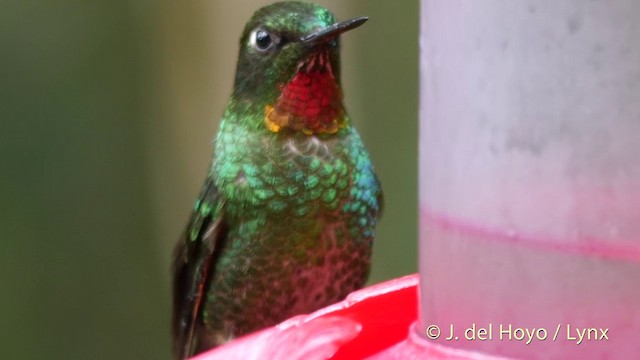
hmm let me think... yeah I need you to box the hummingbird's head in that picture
[231,1,367,135]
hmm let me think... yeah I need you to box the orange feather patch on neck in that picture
[265,52,345,135]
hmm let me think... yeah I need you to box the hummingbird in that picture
[171,2,382,359]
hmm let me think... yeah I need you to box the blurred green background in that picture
[1,1,417,359]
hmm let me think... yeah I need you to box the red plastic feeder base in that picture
[193,274,507,360]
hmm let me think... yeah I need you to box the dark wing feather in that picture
[172,178,226,360]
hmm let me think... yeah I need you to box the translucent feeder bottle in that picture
[419,1,640,359]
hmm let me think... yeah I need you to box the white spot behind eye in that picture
[249,29,259,48]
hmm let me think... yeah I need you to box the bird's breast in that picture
[215,129,352,226]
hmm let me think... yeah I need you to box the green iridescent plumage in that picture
[171,2,382,359]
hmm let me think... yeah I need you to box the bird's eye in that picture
[251,29,277,52]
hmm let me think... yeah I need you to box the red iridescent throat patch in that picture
[265,51,345,135]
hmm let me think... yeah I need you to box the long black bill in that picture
[301,16,368,44]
